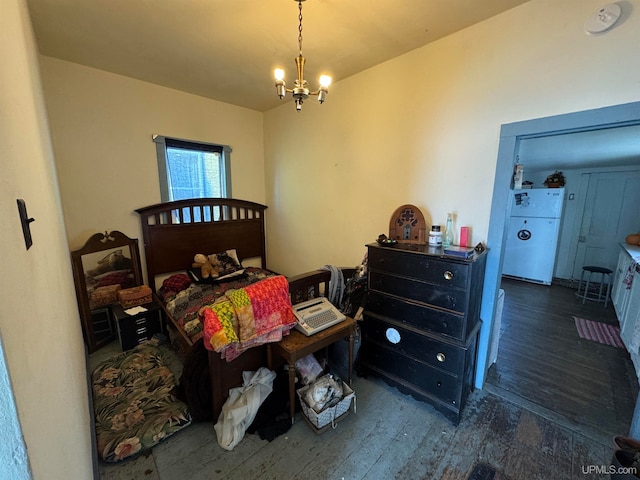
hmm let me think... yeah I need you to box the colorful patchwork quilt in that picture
[162,267,276,342]
[202,275,296,361]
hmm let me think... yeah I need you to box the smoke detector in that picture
[585,3,622,35]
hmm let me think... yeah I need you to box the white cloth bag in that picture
[214,367,276,450]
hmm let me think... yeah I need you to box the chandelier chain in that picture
[298,1,303,55]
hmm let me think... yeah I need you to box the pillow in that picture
[189,249,244,283]
[86,250,133,277]
[95,271,136,289]
[209,249,242,275]
[92,339,191,462]
[188,268,246,284]
[162,273,192,293]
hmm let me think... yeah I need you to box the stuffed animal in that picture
[192,253,218,279]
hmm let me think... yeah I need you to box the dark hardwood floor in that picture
[486,277,639,443]
[93,277,637,479]
[97,371,618,480]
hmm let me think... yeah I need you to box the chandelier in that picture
[274,0,331,111]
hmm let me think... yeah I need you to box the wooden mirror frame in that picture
[71,231,143,353]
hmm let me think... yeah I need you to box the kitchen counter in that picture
[620,243,640,263]
[614,243,640,439]
[612,244,640,380]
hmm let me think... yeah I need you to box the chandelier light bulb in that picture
[319,75,332,88]
[274,68,286,98]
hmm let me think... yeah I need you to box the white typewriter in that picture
[292,297,346,336]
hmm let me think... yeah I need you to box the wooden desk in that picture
[268,317,356,422]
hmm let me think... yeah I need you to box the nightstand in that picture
[111,301,164,351]
[267,316,356,423]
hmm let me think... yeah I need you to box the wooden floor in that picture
[486,277,638,442]
[91,278,638,480]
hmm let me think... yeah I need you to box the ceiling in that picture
[26,0,640,169]
[26,0,531,112]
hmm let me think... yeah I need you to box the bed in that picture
[135,198,349,423]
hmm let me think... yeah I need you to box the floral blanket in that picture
[91,339,192,462]
[202,275,297,361]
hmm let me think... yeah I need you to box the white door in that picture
[572,171,640,278]
[503,216,561,284]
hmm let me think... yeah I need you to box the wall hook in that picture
[16,199,35,250]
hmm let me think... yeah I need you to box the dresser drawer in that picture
[370,271,467,313]
[360,344,463,407]
[362,317,465,375]
[118,314,159,336]
[366,291,468,340]
[369,247,469,289]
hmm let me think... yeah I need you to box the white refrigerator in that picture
[502,188,565,285]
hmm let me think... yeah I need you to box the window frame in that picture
[152,134,232,202]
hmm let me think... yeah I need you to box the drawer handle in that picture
[385,328,401,344]
[444,270,454,281]
[436,381,442,388]
[436,352,446,363]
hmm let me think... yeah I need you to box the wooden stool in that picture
[268,317,356,423]
[576,265,613,308]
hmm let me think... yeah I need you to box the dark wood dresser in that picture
[360,243,487,423]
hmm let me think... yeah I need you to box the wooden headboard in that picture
[135,198,268,292]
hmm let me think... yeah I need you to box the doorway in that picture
[476,100,640,431]
[486,277,637,441]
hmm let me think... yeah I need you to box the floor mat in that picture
[574,316,624,348]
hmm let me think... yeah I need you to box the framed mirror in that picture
[71,231,143,353]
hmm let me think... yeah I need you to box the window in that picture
[153,135,232,202]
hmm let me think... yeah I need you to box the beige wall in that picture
[40,57,266,250]
[1,0,93,478]
[40,0,640,277]
[264,0,640,276]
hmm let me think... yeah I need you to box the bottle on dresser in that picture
[443,213,454,247]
